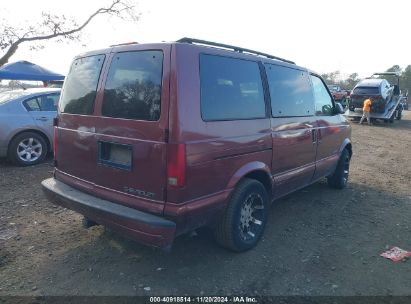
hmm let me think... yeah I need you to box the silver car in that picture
[0,88,61,166]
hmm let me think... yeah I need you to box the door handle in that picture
[311,129,317,144]
[36,117,48,121]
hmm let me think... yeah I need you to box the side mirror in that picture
[334,102,345,114]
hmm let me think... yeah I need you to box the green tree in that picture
[386,65,402,73]
[321,71,341,85]
[400,65,411,95]
[321,64,411,95]
[344,73,360,90]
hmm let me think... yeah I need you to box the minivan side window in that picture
[102,51,163,121]
[310,75,334,116]
[200,54,266,121]
[265,64,314,117]
[59,55,105,115]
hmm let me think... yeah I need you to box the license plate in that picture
[98,141,132,170]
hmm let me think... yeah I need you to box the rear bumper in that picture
[41,178,176,250]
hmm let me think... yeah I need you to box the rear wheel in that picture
[328,149,351,189]
[8,132,48,166]
[389,112,395,123]
[395,109,402,120]
[214,178,269,252]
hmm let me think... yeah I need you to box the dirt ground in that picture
[1,111,411,298]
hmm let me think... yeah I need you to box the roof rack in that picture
[177,37,295,65]
[109,41,139,47]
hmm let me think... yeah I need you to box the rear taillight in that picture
[53,127,56,161]
[53,118,58,163]
[167,144,186,187]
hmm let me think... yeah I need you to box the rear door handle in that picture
[311,129,317,144]
[36,117,48,122]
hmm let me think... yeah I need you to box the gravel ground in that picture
[1,111,411,299]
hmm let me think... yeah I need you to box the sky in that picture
[2,0,411,80]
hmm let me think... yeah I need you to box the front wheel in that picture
[328,149,351,189]
[214,178,269,252]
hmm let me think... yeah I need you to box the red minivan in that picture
[42,38,352,251]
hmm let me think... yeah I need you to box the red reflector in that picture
[167,144,186,187]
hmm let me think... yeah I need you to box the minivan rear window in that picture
[101,51,163,121]
[200,54,266,121]
[59,55,105,114]
[353,87,380,95]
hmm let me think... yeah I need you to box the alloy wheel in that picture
[17,137,43,163]
[239,193,265,241]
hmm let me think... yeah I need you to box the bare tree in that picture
[0,0,139,67]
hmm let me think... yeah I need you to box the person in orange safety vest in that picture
[359,97,372,125]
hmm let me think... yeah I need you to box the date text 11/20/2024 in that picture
[149,296,258,303]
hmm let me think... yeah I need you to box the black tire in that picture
[389,112,395,123]
[328,149,351,189]
[214,178,269,252]
[396,110,402,120]
[8,132,48,166]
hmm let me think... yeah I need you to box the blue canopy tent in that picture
[0,60,64,81]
